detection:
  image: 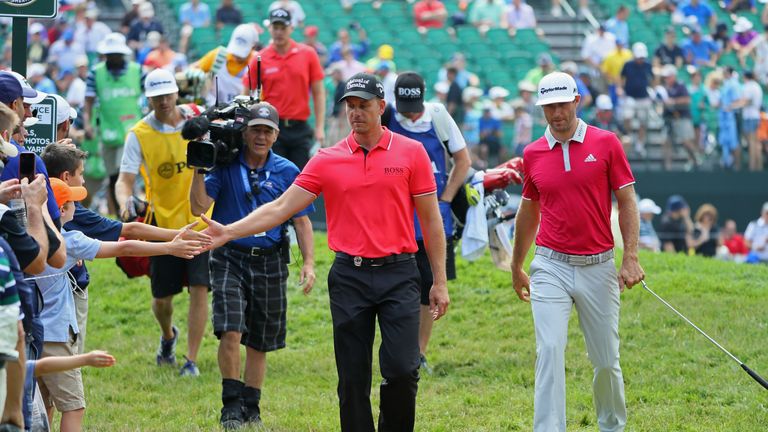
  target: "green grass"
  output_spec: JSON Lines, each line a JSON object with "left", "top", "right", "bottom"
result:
{"left": 80, "top": 234, "right": 768, "bottom": 431}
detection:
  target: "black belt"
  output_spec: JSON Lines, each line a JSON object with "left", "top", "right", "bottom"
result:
{"left": 279, "top": 119, "right": 307, "bottom": 128}
{"left": 225, "top": 241, "right": 287, "bottom": 257}
{"left": 335, "top": 252, "right": 414, "bottom": 267}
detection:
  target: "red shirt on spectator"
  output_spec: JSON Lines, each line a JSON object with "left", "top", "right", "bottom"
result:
{"left": 293, "top": 128, "right": 436, "bottom": 257}
{"left": 243, "top": 40, "right": 323, "bottom": 121}
{"left": 724, "top": 234, "right": 749, "bottom": 255}
{"left": 413, "top": 0, "right": 447, "bottom": 29}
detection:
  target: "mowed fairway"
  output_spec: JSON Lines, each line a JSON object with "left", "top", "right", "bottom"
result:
{"left": 81, "top": 233, "right": 768, "bottom": 431}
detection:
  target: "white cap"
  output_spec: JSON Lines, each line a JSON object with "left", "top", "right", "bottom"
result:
{"left": 632, "top": 42, "right": 648, "bottom": 59}
{"left": 28, "top": 63, "right": 46, "bottom": 78}
{"left": 535, "top": 72, "right": 578, "bottom": 106}
{"left": 144, "top": 68, "right": 178, "bottom": 97}
{"left": 433, "top": 81, "right": 449, "bottom": 94}
{"left": 517, "top": 80, "right": 536, "bottom": 93}
{"left": 5, "top": 70, "right": 46, "bottom": 104}
{"left": 660, "top": 64, "right": 677, "bottom": 78}
{"left": 146, "top": 31, "right": 162, "bottom": 49}
{"left": 639, "top": 198, "right": 662, "bottom": 215}
{"left": 75, "top": 55, "right": 89, "bottom": 68}
{"left": 85, "top": 8, "right": 99, "bottom": 19}
{"left": 227, "top": 24, "right": 257, "bottom": 58}
{"left": 51, "top": 94, "right": 77, "bottom": 125}
{"left": 734, "top": 17, "right": 753, "bottom": 33}
{"left": 560, "top": 61, "right": 578, "bottom": 74}
{"left": 595, "top": 94, "right": 613, "bottom": 110}
{"left": 462, "top": 86, "right": 483, "bottom": 103}
{"left": 29, "top": 22, "right": 45, "bottom": 35}
{"left": 97, "top": 32, "right": 132, "bottom": 55}
{"left": 0, "top": 135, "right": 18, "bottom": 158}
{"left": 139, "top": 1, "right": 154, "bottom": 19}
{"left": 489, "top": 86, "right": 510, "bottom": 100}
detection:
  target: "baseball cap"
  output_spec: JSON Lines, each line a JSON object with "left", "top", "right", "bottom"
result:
{"left": 304, "top": 25, "right": 319, "bottom": 37}
{"left": 660, "top": 64, "right": 677, "bottom": 78}
{"left": 29, "top": 22, "right": 46, "bottom": 35}
{"left": 535, "top": 72, "right": 578, "bottom": 106}
{"left": 0, "top": 135, "right": 19, "bottom": 158}
{"left": 632, "top": 42, "right": 648, "bottom": 59}
{"left": 85, "top": 8, "right": 99, "bottom": 19}
{"left": 339, "top": 72, "right": 385, "bottom": 102}
{"left": 269, "top": 8, "right": 291, "bottom": 25}
{"left": 139, "top": 1, "right": 154, "bottom": 19}
{"left": 28, "top": 63, "right": 46, "bottom": 78}
{"left": 378, "top": 44, "right": 394, "bottom": 60}
{"left": 638, "top": 198, "right": 662, "bottom": 215}
{"left": 97, "top": 32, "right": 132, "bottom": 55}
{"left": 433, "top": 81, "right": 449, "bottom": 94}
{"left": 49, "top": 177, "right": 88, "bottom": 208}
{"left": 2, "top": 71, "right": 45, "bottom": 104}
{"left": 595, "top": 94, "right": 613, "bottom": 110}
{"left": 560, "top": 61, "right": 578, "bottom": 74}
{"left": 762, "top": 201, "right": 768, "bottom": 213}
{"left": 489, "top": 86, "right": 510, "bottom": 100}
{"left": 734, "top": 16, "right": 753, "bottom": 33}
{"left": 666, "top": 194, "right": 688, "bottom": 212}
{"left": 51, "top": 94, "right": 77, "bottom": 125}
{"left": 0, "top": 72, "right": 24, "bottom": 104}
{"left": 537, "top": 52, "right": 553, "bottom": 66}
{"left": 144, "top": 68, "right": 179, "bottom": 97}
{"left": 394, "top": 72, "right": 425, "bottom": 113}
{"left": 246, "top": 102, "right": 279, "bottom": 130}
{"left": 227, "top": 24, "right": 257, "bottom": 58}
{"left": 517, "top": 80, "right": 536, "bottom": 93}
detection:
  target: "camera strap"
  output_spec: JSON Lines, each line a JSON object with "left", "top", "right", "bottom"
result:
{"left": 239, "top": 165, "right": 271, "bottom": 238}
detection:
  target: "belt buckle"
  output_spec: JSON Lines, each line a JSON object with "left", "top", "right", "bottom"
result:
{"left": 250, "top": 247, "right": 260, "bottom": 257}
{"left": 353, "top": 256, "right": 362, "bottom": 267}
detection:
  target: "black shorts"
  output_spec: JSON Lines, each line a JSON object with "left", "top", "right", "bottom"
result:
{"left": 149, "top": 252, "right": 210, "bottom": 299}
{"left": 210, "top": 245, "right": 289, "bottom": 352}
{"left": 415, "top": 238, "right": 456, "bottom": 306}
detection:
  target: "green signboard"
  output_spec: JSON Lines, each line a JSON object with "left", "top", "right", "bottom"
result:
{"left": 25, "top": 96, "right": 56, "bottom": 155}
{"left": 0, "top": 0, "right": 57, "bottom": 19}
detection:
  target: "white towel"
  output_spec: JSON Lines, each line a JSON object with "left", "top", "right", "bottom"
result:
{"left": 461, "top": 171, "right": 488, "bottom": 260}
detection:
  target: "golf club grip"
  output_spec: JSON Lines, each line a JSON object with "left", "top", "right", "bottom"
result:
{"left": 741, "top": 364, "right": 768, "bottom": 390}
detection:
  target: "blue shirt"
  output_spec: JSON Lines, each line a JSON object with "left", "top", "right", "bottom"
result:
{"left": 64, "top": 203, "right": 123, "bottom": 289}
{"left": 719, "top": 77, "right": 741, "bottom": 121}
{"left": 179, "top": 2, "right": 211, "bottom": 28}
{"left": 37, "top": 230, "right": 100, "bottom": 343}
{"left": 681, "top": 1, "right": 713, "bottom": 28}
{"left": 0, "top": 141, "right": 61, "bottom": 223}
{"left": 479, "top": 116, "right": 502, "bottom": 135}
{"left": 683, "top": 37, "right": 719, "bottom": 65}
{"left": 205, "top": 151, "right": 313, "bottom": 248}
{"left": 604, "top": 17, "right": 629, "bottom": 46}
{"left": 34, "top": 77, "right": 57, "bottom": 95}
{"left": 621, "top": 60, "right": 653, "bottom": 98}
{"left": 328, "top": 40, "right": 370, "bottom": 64}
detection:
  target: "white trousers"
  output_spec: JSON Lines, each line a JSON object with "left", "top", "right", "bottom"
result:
{"left": 529, "top": 254, "right": 626, "bottom": 432}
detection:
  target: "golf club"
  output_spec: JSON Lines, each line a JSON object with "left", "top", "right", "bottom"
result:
{"left": 640, "top": 280, "right": 768, "bottom": 391}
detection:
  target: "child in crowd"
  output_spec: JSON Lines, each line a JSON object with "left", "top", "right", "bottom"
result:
{"left": 35, "top": 179, "right": 203, "bottom": 431}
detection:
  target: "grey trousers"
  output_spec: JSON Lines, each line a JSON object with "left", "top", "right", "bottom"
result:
{"left": 529, "top": 254, "right": 627, "bottom": 432}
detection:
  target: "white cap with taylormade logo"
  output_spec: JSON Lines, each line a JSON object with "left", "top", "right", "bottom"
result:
{"left": 535, "top": 72, "right": 578, "bottom": 106}
{"left": 144, "top": 68, "right": 179, "bottom": 97}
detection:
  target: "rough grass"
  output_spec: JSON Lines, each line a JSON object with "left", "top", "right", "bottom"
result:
{"left": 79, "top": 234, "right": 768, "bottom": 431}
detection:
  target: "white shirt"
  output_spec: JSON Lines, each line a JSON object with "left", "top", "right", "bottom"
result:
{"left": 745, "top": 217, "right": 768, "bottom": 261}
{"left": 120, "top": 109, "right": 188, "bottom": 175}
{"left": 505, "top": 3, "right": 536, "bottom": 29}
{"left": 74, "top": 21, "right": 112, "bottom": 54}
{"left": 67, "top": 77, "right": 87, "bottom": 108}
{"left": 741, "top": 80, "right": 763, "bottom": 119}
{"left": 581, "top": 31, "right": 617, "bottom": 66}
{"left": 393, "top": 102, "right": 467, "bottom": 154}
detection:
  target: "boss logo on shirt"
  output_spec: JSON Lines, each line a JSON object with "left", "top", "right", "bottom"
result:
{"left": 384, "top": 167, "right": 406, "bottom": 176}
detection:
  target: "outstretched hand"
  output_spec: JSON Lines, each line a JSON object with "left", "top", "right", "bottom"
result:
{"left": 168, "top": 230, "right": 204, "bottom": 259}
{"left": 85, "top": 350, "right": 116, "bottom": 368}
{"left": 178, "top": 221, "right": 212, "bottom": 246}
{"left": 199, "top": 213, "right": 230, "bottom": 251}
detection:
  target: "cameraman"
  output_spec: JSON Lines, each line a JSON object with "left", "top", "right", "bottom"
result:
{"left": 115, "top": 68, "right": 209, "bottom": 377}
{"left": 189, "top": 102, "right": 316, "bottom": 429}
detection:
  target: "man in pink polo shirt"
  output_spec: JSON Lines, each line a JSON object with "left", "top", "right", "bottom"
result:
{"left": 511, "top": 72, "right": 644, "bottom": 432}
{"left": 200, "top": 72, "right": 449, "bottom": 432}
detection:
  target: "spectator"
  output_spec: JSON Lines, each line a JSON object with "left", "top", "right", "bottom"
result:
{"left": 683, "top": 26, "right": 719, "bottom": 68}
{"left": 744, "top": 201, "right": 768, "bottom": 263}
{"left": 581, "top": 24, "right": 616, "bottom": 72}
{"left": 127, "top": 2, "right": 164, "bottom": 51}
{"left": 121, "top": 0, "right": 143, "bottom": 34}
{"left": 365, "top": 44, "right": 396, "bottom": 72}
{"left": 66, "top": 55, "right": 89, "bottom": 110}
{"left": 653, "top": 27, "right": 685, "bottom": 68}
{"left": 373, "top": 61, "right": 397, "bottom": 105}
{"left": 743, "top": 24, "right": 768, "bottom": 85}
{"left": 523, "top": 52, "right": 555, "bottom": 87}
{"left": 216, "top": 0, "right": 243, "bottom": 30}
{"left": 717, "top": 67, "right": 743, "bottom": 169}
{"left": 438, "top": 52, "right": 479, "bottom": 88}
{"left": 48, "top": 29, "right": 86, "bottom": 71}
{"left": 712, "top": 22, "right": 731, "bottom": 52}
{"left": 28, "top": 64, "right": 57, "bottom": 95}
{"left": 658, "top": 194, "right": 693, "bottom": 253}
{"left": 505, "top": 0, "right": 537, "bottom": 36}
{"left": 621, "top": 42, "right": 654, "bottom": 155}
{"left": 740, "top": 70, "right": 763, "bottom": 171}
{"left": 660, "top": 64, "right": 699, "bottom": 169}
{"left": 74, "top": 8, "right": 111, "bottom": 59}
{"left": 462, "top": 87, "right": 484, "bottom": 166}
{"left": 478, "top": 102, "right": 503, "bottom": 166}
{"left": 304, "top": 26, "right": 328, "bottom": 66}
{"left": 268, "top": 0, "right": 305, "bottom": 28}
{"left": 488, "top": 86, "right": 514, "bottom": 121}
{"left": 431, "top": 81, "right": 449, "bottom": 104}
{"left": 604, "top": 5, "right": 630, "bottom": 46}
{"left": 468, "top": 0, "right": 506, "bottom": 33}
{"left": 330, "top": 46, "right": 367, "bottom": 81}
{"left": 687, "top": 67, "right": 707, "bottom": 151}
{"left": 324, "top": 65, "right": 348, "bottom": 146}
{"left": 732, "top": 17, "right": 759, "bottom": 60}
{"left": 690, "top": 203, "right": 720, "bottom": 257}
{"left": 179, "top": 0, "right": 211, "bottom": 29}
{"left": 589, "top": 94, "right": 627, "bottom": 143}
{"left": 601, "top": 39, "right": 633, "bottom": 106}
{"left": 143, "top": 35, "right": 178, "bottom": 71}
{"left": 327, "top": 25, "right": 369, "bottom": 64}
{"left": 681, "top": 0, "right": 717, "bottom": 31}
{"left": 638, "top": 198, "right": 662, "bottom": 252}
{"left": 445, "top": 67, "right": 464, "bottom": 126}
{"left": 413, "top": 0, "right": 448, "bottom": 31}
{"left": 136, "top": 30, "right": 160, "bottom": 66}
{"left": 511, "top": 98, "right": 532, "bottom": 156}
{"left": 721, "top": 219, "right": 749, "bottom": 257}
{"left": 27, "top": 22, "right": 49, "bottom": 65}
{"left": 561, "top": 61, "right": 592, "bottom": 114}
{"left": 724, "top": 0, "right": 756, "bottom": 13}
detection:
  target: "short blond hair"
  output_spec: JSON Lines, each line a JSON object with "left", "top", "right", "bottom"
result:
{"left": 0, "top": 102, "right": 19, "bottom": 136}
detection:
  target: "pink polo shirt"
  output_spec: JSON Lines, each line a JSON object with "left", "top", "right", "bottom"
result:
{"left": 294, "top": 127, "right": 437, "bottom": 257}
{"left": 522, "top": 120, "right": 635, "bottom": 255}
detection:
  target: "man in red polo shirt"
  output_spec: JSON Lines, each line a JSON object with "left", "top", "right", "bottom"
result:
{"left": 201, "top": 72, "right": 449, "bottom": 432}
{"left": 511, "top": 72, "right": 644, "bottom": 432}
{"left": 243, "top": 8, "right": 325, "bottom": 169}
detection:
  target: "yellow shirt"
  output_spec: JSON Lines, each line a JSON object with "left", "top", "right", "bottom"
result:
{"left": 197, "top": 47, "right": 251, "bottom": 76}
{"left": 601, "top": 48, "right": 633, "bottom": 82}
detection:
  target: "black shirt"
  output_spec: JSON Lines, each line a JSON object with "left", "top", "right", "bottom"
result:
{"left": 446, "top": 81, "right": 464, "bottom": 126}
{"left": 216, "top": 6, "right": 243, "bottom": 25}
{"left": 654, "top": 44, "right": 684, "bottom": 66}
{"left": 693, "top": 225, "right": 719, "bottom": 257}
{"left": 658, "top": 214, "right": 689, "bottom": 253}
{"left": 0, "top": 210, "right": 41, "bottom": 271}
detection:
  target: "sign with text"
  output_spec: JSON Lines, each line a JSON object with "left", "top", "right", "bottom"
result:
{"left": 0, "top": 0, "right": 57, "bottom": 19}
{"left": 26, "top": 96, "right": 56, "bottom": 155}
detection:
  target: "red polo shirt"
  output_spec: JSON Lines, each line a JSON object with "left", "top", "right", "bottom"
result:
{"left": 243, "top": 40, "right": 323, "bottom": 121}
{"left": 414, "top": 1, "right": 447, "bottom": 28}
{"left": 293, "top": 128, "right": 437, "bottom": 257}
{"left": 522, "top": 120, "right": 635, "bottom": 255}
